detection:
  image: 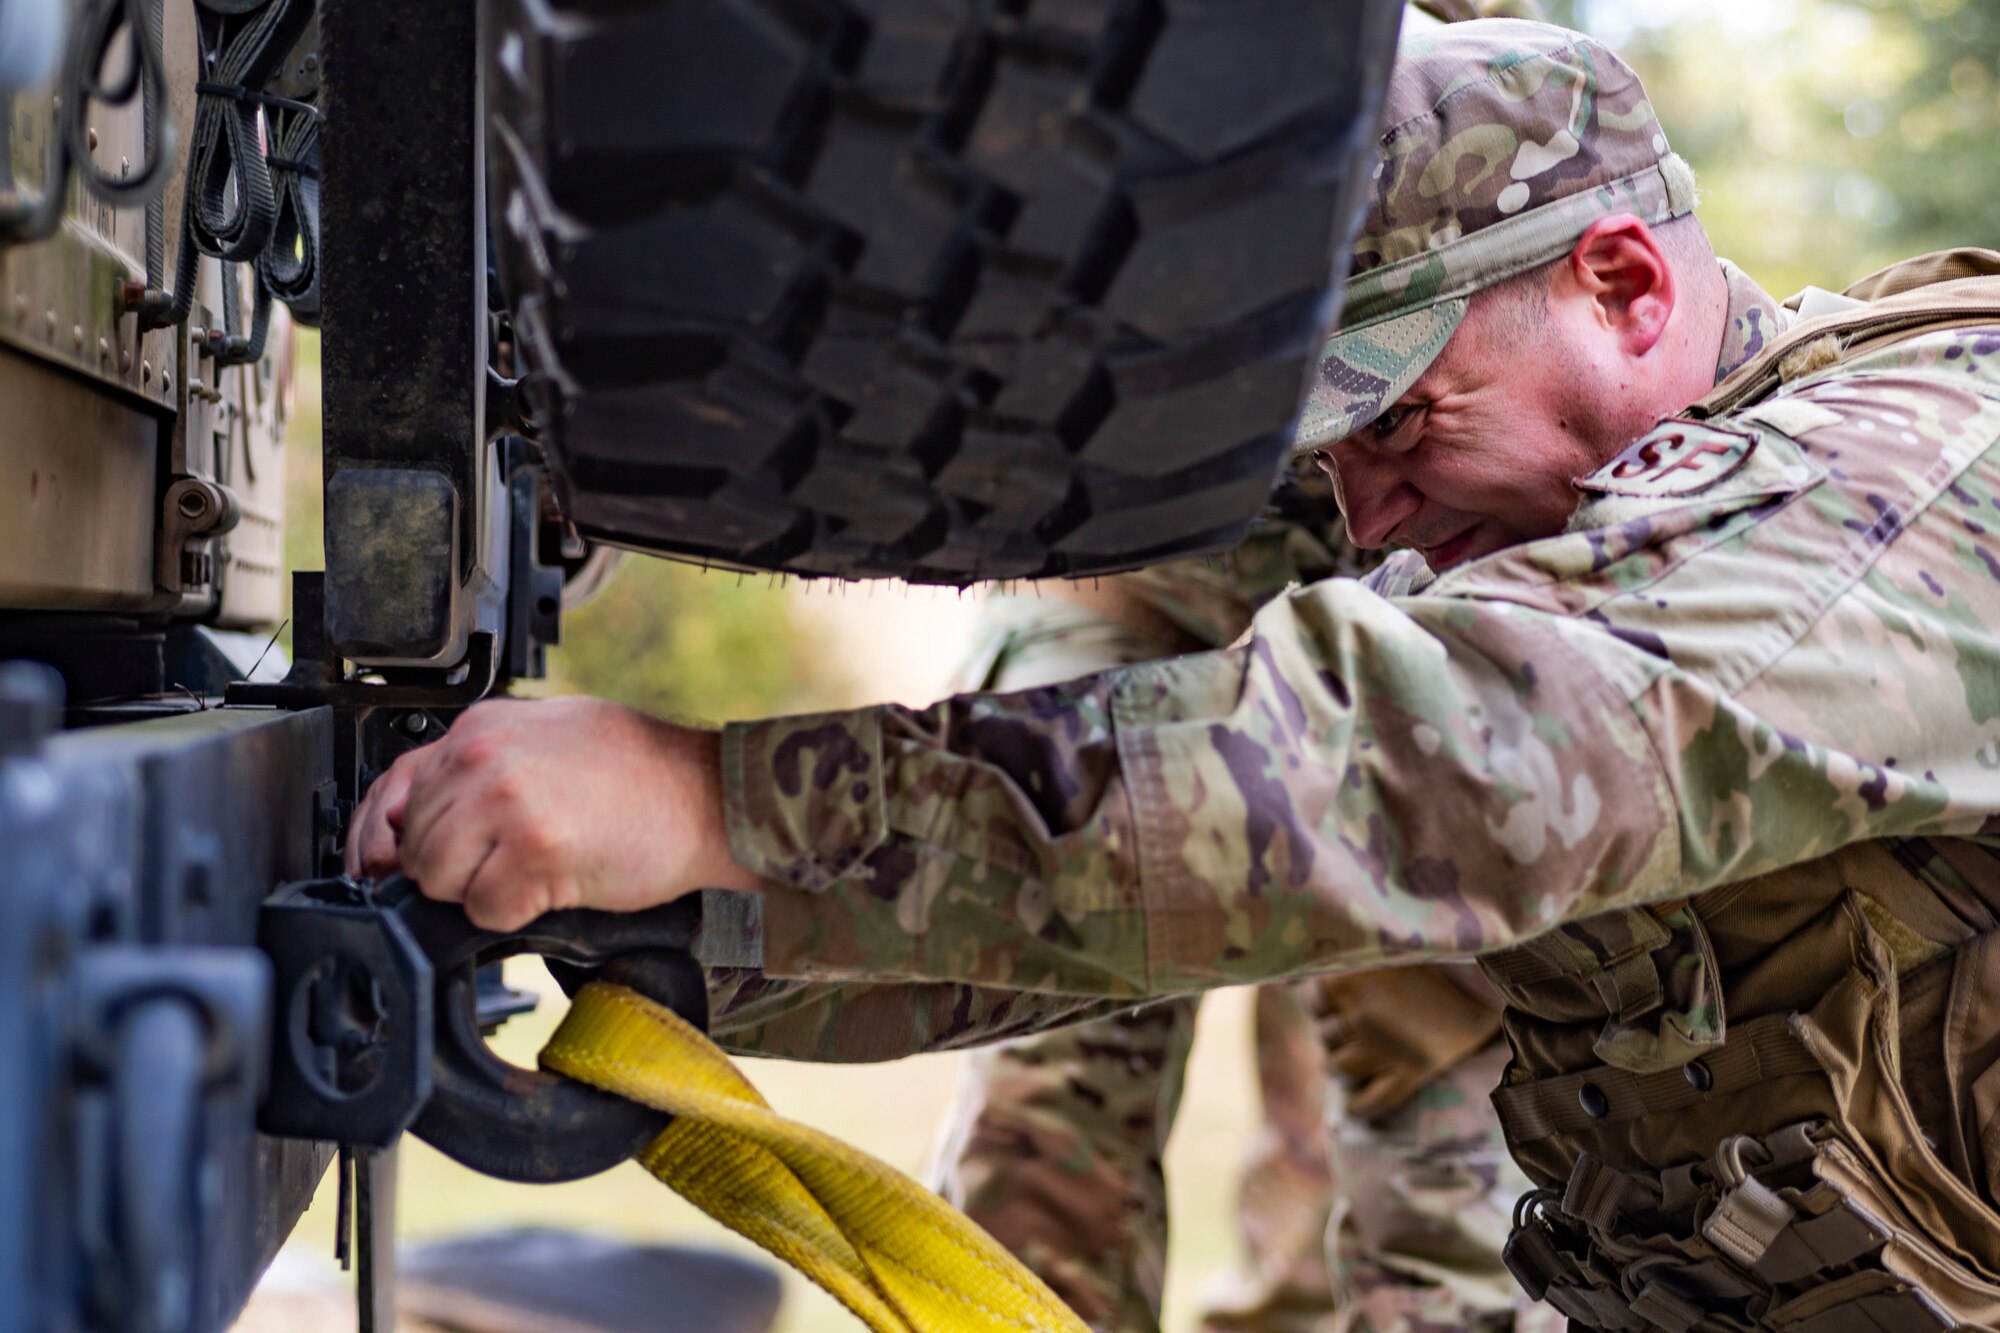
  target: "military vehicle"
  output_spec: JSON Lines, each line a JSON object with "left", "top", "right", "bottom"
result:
{"left": 0, "top": 0, "right": 1400, "bottom": 1328}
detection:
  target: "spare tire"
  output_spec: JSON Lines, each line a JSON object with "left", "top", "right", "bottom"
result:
{"left": 485, "top": 0, "right": 1402, "bottom": 582}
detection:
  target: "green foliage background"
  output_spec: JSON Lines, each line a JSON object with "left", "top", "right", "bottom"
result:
{"left": 1584, "top": 0, "right": 2000, "bottom": 294}
{"left": 552, "top": 558, "right": 852, "bottom": 723}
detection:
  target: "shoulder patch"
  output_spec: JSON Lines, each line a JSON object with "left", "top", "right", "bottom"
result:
{"left": 1577, "top": 419, "right": 1760, "bottom": 499}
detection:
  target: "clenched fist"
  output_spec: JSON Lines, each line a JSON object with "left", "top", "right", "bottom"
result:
{"left": 343, "top": 696, "right": 762, "bottom": 931}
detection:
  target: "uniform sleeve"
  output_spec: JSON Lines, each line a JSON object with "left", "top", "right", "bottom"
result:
{"left": 722, "top": 331, "right": 2000, "bottom": 999}
{"left": 721, "top": 578, "right": 1692, "bottom": 994}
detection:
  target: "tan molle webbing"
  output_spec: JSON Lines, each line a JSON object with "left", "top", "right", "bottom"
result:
{"left": 1483, "top": 906, "right": 1672, "bottom": 994}
{"left": 1694, "top": 248, "right": 2000, "bottom": 420}
{"left": 540, "top": 983, "right": 1090, "bottom": 1333}
{"left": 1698, "top": 1131, "right": 1896, "bottom": 1288}
{"left": 1492, "top": 1012, "right": 1821, "bottom": 1144}
{"left": 1841, "top": 247, "right": 2000, "bottom": 301}
{"left": 1482, "top": 901, "right": 1728, "bottom": 1075}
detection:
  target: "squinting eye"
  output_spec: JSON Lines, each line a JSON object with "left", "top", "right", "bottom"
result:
{"left": 1372, "top": 405, "right": 1408, "bottom": 443}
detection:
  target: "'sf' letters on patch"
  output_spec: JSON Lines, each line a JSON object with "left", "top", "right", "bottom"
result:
{"left": 1577, "top": 420, "right": 1761, "bottom": 499}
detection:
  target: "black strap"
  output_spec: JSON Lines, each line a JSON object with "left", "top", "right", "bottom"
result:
{"left": 194, "top": 80, "right": 323, "bottom": 122}
{"left": 259, "top": 87, "right": 321, "bottom": 325}
{"left": 263, "top": 154, "right": 319, "bottom": 178}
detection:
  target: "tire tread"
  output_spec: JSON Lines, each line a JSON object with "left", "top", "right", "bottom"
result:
{"left": 487, "top": 0, "right": 1395, "bottom": 581}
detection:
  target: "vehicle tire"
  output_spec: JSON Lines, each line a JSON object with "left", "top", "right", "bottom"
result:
{"left": 485, "top": 0, "right": 1401, "bottom": 582}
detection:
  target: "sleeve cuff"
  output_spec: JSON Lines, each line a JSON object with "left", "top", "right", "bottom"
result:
{"left": 721, "top": 708, "right": 891, "bottom": 893}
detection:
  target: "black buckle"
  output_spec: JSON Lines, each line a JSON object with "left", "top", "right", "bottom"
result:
{"left": 258, "top": 873, "right": 704, "bottom": 1182}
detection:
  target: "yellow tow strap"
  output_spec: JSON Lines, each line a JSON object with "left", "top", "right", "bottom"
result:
{"left": 540, "top": 982, "right": 1090, "bottom": 1333}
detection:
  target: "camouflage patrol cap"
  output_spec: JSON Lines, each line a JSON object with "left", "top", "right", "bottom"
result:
{"left": 1296, "top": 19, "right": 1699, "bottom": 452}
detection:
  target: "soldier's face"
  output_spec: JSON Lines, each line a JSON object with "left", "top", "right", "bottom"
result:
{"left": 1315, "top": 290, "right": 1621, "bottom": 571}
{"left": 1317, "top": 215, "right": 1713, "bottom": 572}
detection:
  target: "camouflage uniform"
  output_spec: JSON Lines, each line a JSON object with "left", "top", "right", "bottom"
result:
{"left": 696, "top": 21, "right": 2000, "bottom": 1329}
{"left": 695, "top": 16, "right": 1711, "bottom": 1041}
{"left": 926, "top": 487, "right": 1550, "bottom": 1333}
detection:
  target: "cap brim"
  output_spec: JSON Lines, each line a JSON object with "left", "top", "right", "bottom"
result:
{"left": 1293, "top": 297, "right": 1468, "bottom": 453}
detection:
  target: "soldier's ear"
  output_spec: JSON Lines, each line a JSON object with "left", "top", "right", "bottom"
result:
{"left": 1559, "top": 214, "right": 1675, "bottom": 356}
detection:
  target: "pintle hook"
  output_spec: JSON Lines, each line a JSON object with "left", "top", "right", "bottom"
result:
{"left": 259, "top": 873, "right": 705, "bottom": 1182}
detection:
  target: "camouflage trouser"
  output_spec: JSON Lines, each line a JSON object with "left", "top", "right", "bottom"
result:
{"left": 927, "top": 592, "right": 1560, "bottom": 1333}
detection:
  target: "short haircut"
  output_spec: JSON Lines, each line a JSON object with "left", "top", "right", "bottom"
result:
{"left": 1471, "top": 214, "right": 1717, "bottom": 347}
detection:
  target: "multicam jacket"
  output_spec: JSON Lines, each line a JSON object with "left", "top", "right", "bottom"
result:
{"left": 704, "top": 259, "right": 1846, "bottom": 1003}
{"left": 704, "top": 252, "right": 2000, "bottom": 1329}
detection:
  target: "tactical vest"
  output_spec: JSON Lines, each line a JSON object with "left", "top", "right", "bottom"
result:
{"left": 1486, "top": 251, "right": 2000, "bottom": 1333}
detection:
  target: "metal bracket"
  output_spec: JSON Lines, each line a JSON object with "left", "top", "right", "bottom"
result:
{"left": 154, "top": 477, "right": 245, "bottom": 601}
{"left": 224, "top": 631, "right": 500, "bottom": 711}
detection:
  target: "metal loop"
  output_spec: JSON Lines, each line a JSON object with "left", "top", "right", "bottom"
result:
{"left": 385, "top": 878, "right": 707, "bottom": 1184}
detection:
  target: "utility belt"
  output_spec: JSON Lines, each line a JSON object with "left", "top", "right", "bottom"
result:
{"left": 1504, "top": 1119, "right": 2000, "bottom": 1332}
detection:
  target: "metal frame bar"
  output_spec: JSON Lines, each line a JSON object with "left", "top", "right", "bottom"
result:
{"left": 319, "top": 0, "right": 491, "bottom": 667}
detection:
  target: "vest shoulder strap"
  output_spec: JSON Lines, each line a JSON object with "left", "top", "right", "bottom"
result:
{"left": 1693, "top": 248, "right": 2000, "bottom": 420}
{"left": 1841, "top": 247, "right": 2000, "bottom": 300}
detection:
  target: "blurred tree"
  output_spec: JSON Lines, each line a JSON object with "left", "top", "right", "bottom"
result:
{"left": 1823, "top": 0, "right": 2000, "bottom": 258}
{"left": 1600, "top": 5, "right": 1899, "bottom": 293}
{"left": 550, "top": 559, "right": 852, "bottom": 724}
{"left": 1580, "top": 0, "right": 1992, "bottom": 294}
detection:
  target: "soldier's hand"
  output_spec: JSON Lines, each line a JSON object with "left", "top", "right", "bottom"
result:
{"left": 343, "top": 696, "right": 762, "bottom": 931}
